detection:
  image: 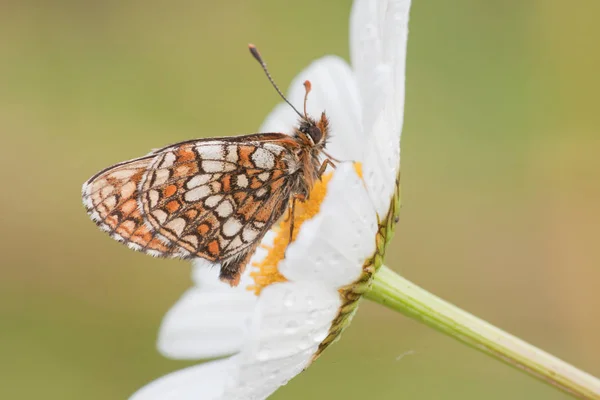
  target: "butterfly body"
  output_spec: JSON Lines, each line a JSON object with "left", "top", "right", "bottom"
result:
{"left": 82, "top": 113, "right": 330, "bottom": 285}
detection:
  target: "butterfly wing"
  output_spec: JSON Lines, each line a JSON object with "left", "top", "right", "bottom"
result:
{"left": 82, "top": 133, "right": 300, "bottom": 285}
{"left": 82, "top": 155, "right": 189, "bottom": 255}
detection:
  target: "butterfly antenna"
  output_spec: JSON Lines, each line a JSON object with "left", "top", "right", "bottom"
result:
{"left": 303, "top": 80, "right": 311, "bottom": 118}
{"left": 248, "top": 44, "right": 304, "bottom": 119}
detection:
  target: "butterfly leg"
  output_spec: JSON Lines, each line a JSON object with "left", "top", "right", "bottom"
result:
{"left": 288, "top": 194, "right": 305, "bottom": 243}
{"left": 317, "top": 158, "right": 337, "bottom": 179}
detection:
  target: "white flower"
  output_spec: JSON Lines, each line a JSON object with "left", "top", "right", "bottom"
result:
{"left": 130, "top": 1, "right": 411, "bottom": 399}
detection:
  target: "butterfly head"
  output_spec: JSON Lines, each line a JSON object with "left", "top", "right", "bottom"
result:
{"left": 296, "top": 112, "right": 329, "bottom": 147}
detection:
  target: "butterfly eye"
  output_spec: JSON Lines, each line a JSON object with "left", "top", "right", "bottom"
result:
{"left": 307, "top": 126, "right": 322, "bottom": 143}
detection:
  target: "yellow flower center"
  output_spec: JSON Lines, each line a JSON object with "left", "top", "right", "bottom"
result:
{"left": 248, "top": 163, "right": 363, "bottom": 295}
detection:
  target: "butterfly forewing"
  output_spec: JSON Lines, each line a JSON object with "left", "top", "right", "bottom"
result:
{"left": 83, "top": 134, "right": 301, "bottom": 285}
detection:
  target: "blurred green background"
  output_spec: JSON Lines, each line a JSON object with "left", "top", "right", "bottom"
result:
{"left": 1, "top": 1, "right": 599, "bottom": 399}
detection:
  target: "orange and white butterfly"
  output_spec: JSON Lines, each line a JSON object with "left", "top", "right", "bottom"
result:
{"left": 82, "top": 45, "right": 336, "bottom": 286}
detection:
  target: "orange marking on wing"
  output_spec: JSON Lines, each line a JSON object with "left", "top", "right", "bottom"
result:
{"left": 150, "top": 239, "right": 168, "bottom": 251}
{"left": 239, "top": 146, "right": 254, "bottom": 168}
{"left": 255, "top": 206, "right": 271, "bottom": 222}
{"left": 197, "top": 223, "right": 210, "bottom": 235}
{"left": 106, "top": 215, "right": 119, "bottom": 227}
{"left": 271, "top": 170, "right": 283, "bottom": 180}
{"left": 185, "top": 209, "right": 199, "bottom": 220}
{"left": 221, "top": 175, "right": 231, "bottom": 192}
{"left": 175, "top": 164, "right": 190, "bottom": 177}
{"left": 250, "top": 177, "right": 262, "bottom": 189}
{"left": 121, "top": 199, "right": 137, "bottom": 215}
{"left": 233, "top": 192, "right": 247, "bottom": 205}
{"left": 269, "top": 177, "right": 285, "bottom": 191}
{"left": 163, "top": 184, "right": 177, "bottom": 198}
{"left": 118, "top": 220, "right": 136, "bottom": 236}
{"left": 165, "top": 200, "right": 180, "bottom": 213}
{"left": 237, "top": 198, "right": 260, "bottom": 220}
{"left": 207, "top": 239, "right": 220, "bottom": 257}
{"left": 176, "top": 146, "right": 196, "bottom": 162}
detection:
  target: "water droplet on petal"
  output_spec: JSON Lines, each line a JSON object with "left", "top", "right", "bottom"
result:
{"left": 315, "top": 256, "right": 324, "bottom": 267}
{"left": 283, "top": 292, "right": 295, "bottom": 308}
{"left": 305, "top": 295, "right": 315, "bottom": 306}
{"left": 284, "top": 319, "right": 299, "bottom": 335}
{"left": 313, "top": 330, "right": 328, "bottom": 343}
{"left": 257, "top": 349, "right": 270, "bottom": 361}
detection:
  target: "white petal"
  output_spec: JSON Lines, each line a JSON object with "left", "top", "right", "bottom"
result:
{"left": 279, "top": 162, "right": 378, "bottom": 287}
{"left": 350, "top": 0, "right": 410, "bottom": 134}
{"left": 161, "top": 231, "right": 279, "bottom": 359}
{"left": 350, "top": 0, "right": 411, "bottom": 217}
{"left": 287, "top": 56, "right": 363, "bottom": 162}
{"left": 129, "top": 358, "right": 234, "bottom": 400}
{"left": 361, "top": 106, "right": 401, "bottom": 218}
{"left": 157, "top": 287, "right": 256, "bottom": 359}
{"left": 222, "top": 281, "right": 341, "bottom": 399}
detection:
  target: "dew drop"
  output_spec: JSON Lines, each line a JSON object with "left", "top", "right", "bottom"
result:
{"left": 284, "top": 319, "right": 299, "bottom": 335}
{"left": 315, "top": 256, "right": 324, "bottom": 267}
{"left": 313, "top": 330, "right": 328, "bottom": 343}
{"left": 305, "top": 295, "right": 315, "bottom": 307}
{"left": 283, "top": 292, "right": 295, "bottom": 308}
{"left": 257, "top": 349, "right": 270, "bottom": 361}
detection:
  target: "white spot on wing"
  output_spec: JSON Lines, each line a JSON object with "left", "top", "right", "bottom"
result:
{"left": 100, "top": 185, "right": 114, "bottom": 199}
{"left": 185, "top": 185, "right": 211, "bottom": 202}
{"left": 197, "top": 145, "right": 224, "bottom": 160}
{"left": 203, "top": 160, "right": 236, "bottom": 173}
{"left": 228, "top": 236, "right": 244, "bottom": 251}
{"left": 165, "top": 218, "right": 186, "bottom": 236}
{"left": 183, "top": 235, "right": 198, "bottom": 247}
{"left": 251, "top": 147, "right": 275, "bottom": 169}
{"left": 218, "top": 236, "right": 231, "bottom": 248}
{"left": 226, "top": 146, "right": 239, "bottom": 163}
{"left": 161, "top": 152, "right": 176, "bottom": 168}
{"left": 263, "top": 143, "right": 285, "bottom": 155}
{"left": 216, "top": 199, "right": 233, "bottom": 218}
{"left": 205, "top": 195, "right": 223, "bottom": 208}
{"left": 153, "top": 169, "right": 170, "bottom": 186}
{"left": 236, "top": 174, "right": 248, "bottom": 188}
{"left": 222, "top": 217, "right": 242, "bottom": 237}
{"left": 186, "top": 174, "right": 211, "bottom": 189}
{"left": 149, "top": 190, "right": 159, "bottom": 207}
{"left": 152, "top": 209, "right": 168, "bottom": 224}
{"left": 255, "top": 187, "right": 268, "bottom": 198}
{"left": 120, "top": 181, "right": 136, "bottom": 198}
{"left": 110, "top": 169, "right": 138, "bottom": 180}
{"left": 258, "top": 172, "right": 270, "bottom": 182}
{"left": 242, "top": 225, "right": 259, "bottom": 242}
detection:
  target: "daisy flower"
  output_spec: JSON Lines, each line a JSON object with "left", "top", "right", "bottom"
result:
{"left": 130, "top": 0, "right": 411, "bottom": 399}
{"left": 129, "top": 0, "right": 600, "bottom": 398}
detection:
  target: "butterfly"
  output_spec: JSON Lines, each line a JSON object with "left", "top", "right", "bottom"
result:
{"left": 82, "top": 44, "right": 337, "bottom": 286}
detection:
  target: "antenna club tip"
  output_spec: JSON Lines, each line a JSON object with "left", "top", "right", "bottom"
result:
{"left": 303, "top": 80, "right": 312, "bottom": 93}
{"left": 248, "top": 44, "right": 263, "bottom": 63}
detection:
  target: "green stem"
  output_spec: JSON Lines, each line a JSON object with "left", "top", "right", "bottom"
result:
{"left": 365, "top": 265, "right": 600, "bottom": 400}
